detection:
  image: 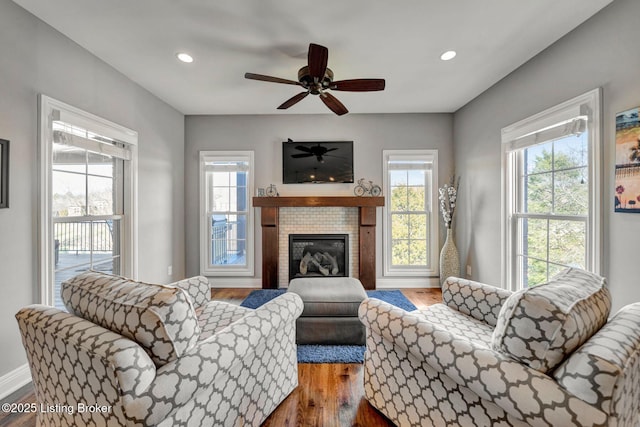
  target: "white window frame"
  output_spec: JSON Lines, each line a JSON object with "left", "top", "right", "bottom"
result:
{"left": 38, "top": 94, "right": 138, "bottom": 306}
{"left": 199, "top": 151, "right": 255, "bottom": 276}
{"left": 501, "top": 88, "right": 602, "bottom": 290}
{"left": 382, "top": 149, "right": 439, "bottom": 277}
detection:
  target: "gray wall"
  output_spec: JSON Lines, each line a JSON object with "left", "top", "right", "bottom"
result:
{"left": 0, "top": 1, "right": 185, "bottom": 378}
{"left": 453, "top": 0, "right": 640, "bottom": 311}
{"left": 185, "top": 113, "right": 453, "bottom": 280}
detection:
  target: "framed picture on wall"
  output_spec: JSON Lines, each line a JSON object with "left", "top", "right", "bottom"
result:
{"left": 614, "top": 107, "right": 640, "bottom": 213}
{"left": 0, "top": 139, "right": 8, "bottom": 208}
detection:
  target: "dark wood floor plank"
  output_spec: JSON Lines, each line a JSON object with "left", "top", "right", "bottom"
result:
{"left": 5, "top": 287, "right": 442, "bottom": 426}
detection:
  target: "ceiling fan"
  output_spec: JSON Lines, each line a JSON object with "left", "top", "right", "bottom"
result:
{"left": 291, "top": 143, "right": 339, "bottom": 163}
{"left": 244, "top": 43, "right": 385, "bottom": 116}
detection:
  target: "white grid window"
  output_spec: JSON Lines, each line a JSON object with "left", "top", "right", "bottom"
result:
{"left": 502, "top": 89, "right": 602, "bottom": 289}
{"left": 199, "top": 151, "right": 254, "bottom": 276}
{"left": 39, "top": 95, "right": 138, "bottom": 309}
{"left": 383, "top": 150, "right": 438, "bottom": 277}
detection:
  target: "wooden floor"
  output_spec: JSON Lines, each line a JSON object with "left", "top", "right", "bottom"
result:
{"left": 1, "top": 287, "right": 442, "bottom": 427}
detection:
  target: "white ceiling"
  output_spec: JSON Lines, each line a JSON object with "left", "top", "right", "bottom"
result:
{"left": 13, "top": 0, "right": 612, "bottom": 115}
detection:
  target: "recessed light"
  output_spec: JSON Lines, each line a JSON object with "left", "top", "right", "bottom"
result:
{"left": 440, "top": 50, "right": 457, "bottom": 61}
{"left": 176, "top": 52, "right": 194, "bottom": 63}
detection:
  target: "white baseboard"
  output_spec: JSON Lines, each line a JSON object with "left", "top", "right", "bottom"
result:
{"left": 376, "top": 277, "right": 441, "bottom": 288}
{"left": 0, "top": 364, "right": 32, "bottom": 400}
{"left": 208, "top": 278, "right": 263, "bottom": 288}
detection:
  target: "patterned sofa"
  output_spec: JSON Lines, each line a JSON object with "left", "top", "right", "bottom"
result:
{"left": 358, "top": 268, "right": 640, "bottom": 427}
{"left": 16, "top": 271, "right": 304, "bottom": 426}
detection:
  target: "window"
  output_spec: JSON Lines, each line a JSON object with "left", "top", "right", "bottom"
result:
{"left": 383, "top": 150, "right": 439, "bottom": 276}
{"left": 199, "top": 151, "right": 254, "bottom": 276}
{"left": 39, "top": 95, "right": 138, "bottom": 309}
{"left": 502, "top": 89, "right": 602, "bottom": 289}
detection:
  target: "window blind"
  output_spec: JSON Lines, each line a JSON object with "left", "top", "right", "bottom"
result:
{"left": 504, "top": 116, "right": 587, "bottom": 153}
{"left": 53, "top": 129, "right": 131, "bottom": 160}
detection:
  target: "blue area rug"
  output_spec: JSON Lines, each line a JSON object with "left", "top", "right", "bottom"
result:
{"left": 240, "top": 289, "right": 416, "bottom": 363}
{"left": 365, "top": 290, "right": 417, "bottom": 312}
{"left": 240, "top": 289, "right": 287, "bottom": 308}
{"left": 297, "top": 345, "right": 366, "bottom": 363}
{"left": 240, "top": 288, "right": 417, "bottom": 311}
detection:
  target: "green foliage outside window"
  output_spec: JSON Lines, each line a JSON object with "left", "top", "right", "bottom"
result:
{"left": 523, "top": 138, "right": 587, "bottom": 287}
{"left": 390, "top": 184, "right": 428, "bottom": 266}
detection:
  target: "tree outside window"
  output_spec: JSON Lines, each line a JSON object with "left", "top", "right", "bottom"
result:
{"left": 519, "top": 135, "right": 588, "bottom": 286}
{"left": 383, "top": 150, "right": 438, "bottom": 277}
{"left": 502, "top": 89, "right": 601, "bottom": 290}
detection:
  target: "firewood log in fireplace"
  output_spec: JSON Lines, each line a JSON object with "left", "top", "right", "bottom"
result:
{"left": 299, "top": 245, "right": 340, "bottom": 276}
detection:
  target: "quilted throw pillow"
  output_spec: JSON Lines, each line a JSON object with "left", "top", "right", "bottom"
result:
{"left": 61, "top": 271, "right": 201, "bottom": 366}
{"left": 491, "top": 268, "right": 611, "bottom": 373}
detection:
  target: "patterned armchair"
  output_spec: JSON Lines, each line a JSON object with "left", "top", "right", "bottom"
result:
{"left": 16, "top": 271, "right": 303, "bottom": 426}
{"left": 359, "top": 268, "right": 640, "bottom": 427}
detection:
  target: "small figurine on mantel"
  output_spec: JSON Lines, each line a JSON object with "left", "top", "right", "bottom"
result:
{"left": 354, "top": 178, "right": 382, "bottom": 197}
{"left": 266, "top": 184, "right": 279, "bottom": 197}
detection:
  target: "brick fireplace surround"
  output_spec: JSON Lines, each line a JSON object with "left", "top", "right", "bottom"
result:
{"left": 253, "top": 196, "right": 385, "bottom": 289}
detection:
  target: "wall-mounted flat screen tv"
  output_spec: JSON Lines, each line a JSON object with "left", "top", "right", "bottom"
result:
{"left": 282, "top": 140, "right": 354, "bottom": 184}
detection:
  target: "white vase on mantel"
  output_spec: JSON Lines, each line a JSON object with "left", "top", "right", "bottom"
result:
{"left": 439, "top": 228, "right": 460, "bottom": 286}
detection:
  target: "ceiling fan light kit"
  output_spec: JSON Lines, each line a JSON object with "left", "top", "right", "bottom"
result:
{"left": 245, "top": 43, "right": 385, "bottom": 116}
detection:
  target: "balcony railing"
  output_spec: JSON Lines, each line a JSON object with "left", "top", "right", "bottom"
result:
{"left": 55, "top": 219, "right": 114, "bottom": 256}
{"left": 53, "top": 217, "right": 120, "bottom": 309}
{"left": 212, "top": 218, "right": 229, "bottom": 265}
{"left": 210, "top": 217, "right": 246, "bottom": 266}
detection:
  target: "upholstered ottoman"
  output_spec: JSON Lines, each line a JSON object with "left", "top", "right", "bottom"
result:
{"left": 288, "top": 277, "right": 367, "bottom": 345}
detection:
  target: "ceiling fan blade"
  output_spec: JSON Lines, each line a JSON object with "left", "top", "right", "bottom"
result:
{"left": 330, "top": 79, "right": 386, "bottom": 91}
{"left": 291, "top": 153, "right": 314, "bottom": 158}
{"left": 244, "top": 73, "right": 301, "bottom": 86}
{"left": 308, "top": 43, "right": 328, "bottom": 80}
{"left": 320, "top": 92, "right": 348, "bottom": 116}
{"left": 295, "top": 145, "right": 313, "bottom": 153}
{"left": 277, "top": 92, "right": 309, "bottom": 109}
